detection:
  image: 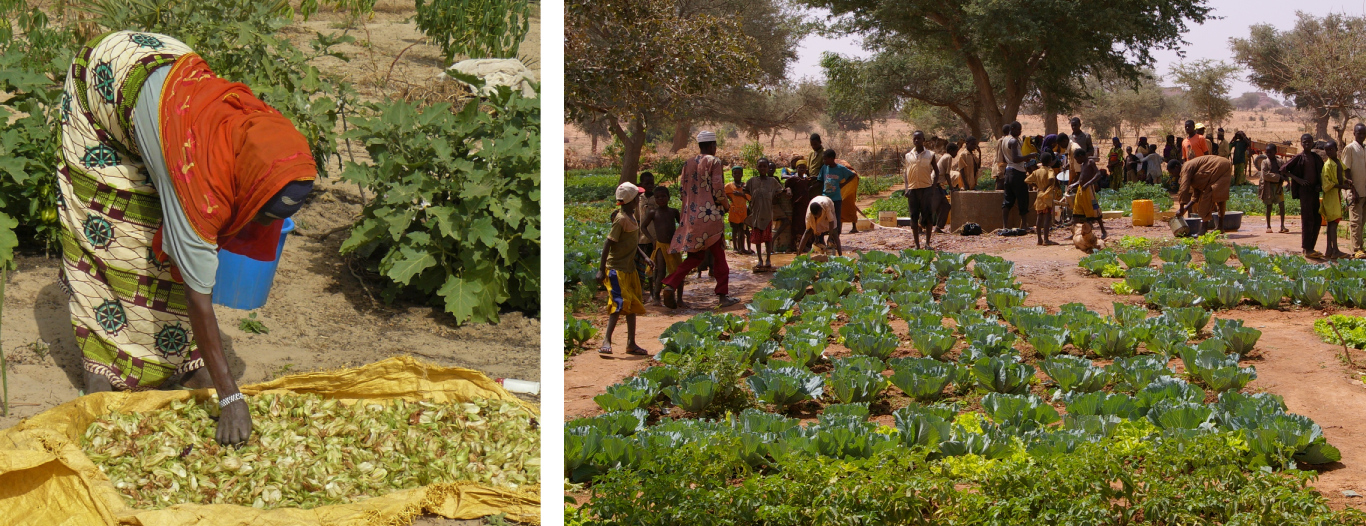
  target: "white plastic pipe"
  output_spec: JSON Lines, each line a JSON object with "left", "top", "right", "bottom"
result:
{"left": 497, "top": 378, "right": 540, "bottom": 395}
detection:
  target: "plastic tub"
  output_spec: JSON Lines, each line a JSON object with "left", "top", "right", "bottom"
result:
{"left": 1220, "top": 211, "right": 1243, "bottom": 232}
{"left": 213, "top": 218, "right": 294, "bottom": 310}
{"left": 1132, "top": 199, "right": 1154, "bottom": 226}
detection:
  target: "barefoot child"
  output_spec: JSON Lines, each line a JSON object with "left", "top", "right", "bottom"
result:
{"left": 1027, "top": 152, "right": 1061, "bottom": 245}
{"left": 598, "top": 182, "right": 654, "bottom": 355}
{"left": 745, "top": 158, "right": 784, "bottom": 271}
{"left": 1322, "top": 140, "right": 1349, "bottom": 258}
{"left": 1259, "top": 144, "right": 1287, "bottom": 233}
{"left": 1068, "top": 147, "right": 1108, "bottom": 239}
{"left": 641, "top": 187, "right": 683, "bottom": 307}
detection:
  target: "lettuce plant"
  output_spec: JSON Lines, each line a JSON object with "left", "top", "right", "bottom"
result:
{"left": 910, "top": 327, "right": 958, "bottom": 360}
{"left": 1158, "top": 245, "right": 1191, "bottom": 265}
{"left": 1108, "top": 355, "right": 1173, "bottom": 393}
{"left": 1212, "top": 318, "right": 1261, "bottom": 355}
{"left": 663, "top": 374, "right": 720, "bottom": 413}
{"left": 1124, "top": 267, "right": 1160, "bottom": 294}
{"left": 1290, "top": 277, "right": 1327, "bottom": 307}
{"left": 971, "top": 356, "right": 1034, "bottom": 395}
{"left": 1118, "top": 250, "right": 1153, "bottom": 269}
{"left": 889, "top": 358, "right": 956, "bottom": 402}
{"left": 747, "top": 367, "right": 824, "bottom": 412}
{"left": 981, "top": 393, "right": 1059, "bottom": 432}
{"left": 1039, "top": 355, "right": 1109, "bottom": 394}
{"left": 829, "top": 364, "right": 888, "bottom": 404}
{"left": 594, "top": 377, "right": 660, "bottom": 412}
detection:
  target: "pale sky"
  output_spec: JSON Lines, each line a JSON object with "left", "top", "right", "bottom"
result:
{"left": 791, "top": 0, "right": 1366, "bottom": 98}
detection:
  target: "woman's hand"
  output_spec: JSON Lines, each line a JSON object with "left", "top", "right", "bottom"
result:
{"left": 218, "top": 399, "right": 252, "bottom": 445}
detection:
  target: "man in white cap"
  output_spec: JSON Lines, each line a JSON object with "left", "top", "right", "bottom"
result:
{"left": 661, "top": 131, "right": 740, "bottom": 309}
{"left": 596, "top": 182, "right": 654, "bottom": 355}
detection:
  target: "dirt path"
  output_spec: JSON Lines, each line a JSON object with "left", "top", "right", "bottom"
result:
{"left": 566, "top": 212, "right": 1366, "bottom": 509}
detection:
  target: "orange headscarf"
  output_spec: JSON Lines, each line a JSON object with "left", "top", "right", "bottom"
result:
{"left": 159, "top": 54, "right": 316, "bottom": 245}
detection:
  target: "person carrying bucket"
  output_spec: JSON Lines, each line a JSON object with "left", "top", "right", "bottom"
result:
{"left": 1172, "top": 155, "right": 1234, "bottom": 234}
{"left": 55, "top": 31, "right": 317, "bottom": 445}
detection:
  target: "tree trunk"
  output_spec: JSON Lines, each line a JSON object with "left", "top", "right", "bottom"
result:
{"left": 670, "top": 121, "right": 693, "bottom": 153}
{"left": 614, "top": 119, "right": 648, "bottom": 184}
{"left": 591, "top": 134, "right": 598, "bottom": 155}
{"left": 1315, "top": 113, "right": 1330, "bottom": 141}
{"left": 1043, "top": 110, "right": 1058, "bottom": 135}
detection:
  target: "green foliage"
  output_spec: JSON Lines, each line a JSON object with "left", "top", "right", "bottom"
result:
{"left": 565, "top": 317, "right": 598, "bottom": 353}
{"left": 1158, "top": 245, "right": 1191, "bottom": 265}
{"left": 237, "top": 312, "right": 269, "bottom": 335}
{"left": 910, "top": 327, "right": 957, "bottom": 360}
{"left": 1078, "top": 250, "right": 1120, "bottom": 276}
{"left": 663, "top": 375, "right": 720, "bottom": 413}
{"left": 1096, "top": 184, "right": 1174, "bottom": 216}
{"left": 1290, "top": 277, "right": 1328, "bottom": 307}
{"left": 1225, "top": 186, "right": 1302, "bottom": 216}
{"left": 980, "top": 392, "right": 1059, "bottom": 432}
{"left": 1212, "top": 318, "right": 1261, "bottom": 355}
{"left": 1039, "top": 355, "right": 1109, "bottom": 394}
{"left": 1245, "top": 278, "right": 1287, "bottom": 308}
{"left": 889, "top": 358, "right": 956, "bottom": 402}
{"left": 828, "top": 363, "right": 888, "bottom": 404}
{"left": 415, "top": 0, "right": 531, "bottom": 61}
{"left": 1314, "top": 314, "right": 1366, "bottom": 349}
{"left": 971, "top": 356, "right": 1033, "bottom": 395}
{"left": 341, "top": 86, "right": 540, "bottom": 324}
{"left": 1108, "top": 355, "right": 1173, "bottom": 393}
{"left": 595, "top": 377, "right": 659, "bottom": 412}
{"left": 747, "top": 367, "right": 823, "bottom": 411}
{"left": 1117, "top": 250, "right": 1152, "bottom": 269}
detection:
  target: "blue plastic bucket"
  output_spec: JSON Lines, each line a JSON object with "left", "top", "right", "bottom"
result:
{"left": 212, "top": 218, "right": 294, "bottom": 310}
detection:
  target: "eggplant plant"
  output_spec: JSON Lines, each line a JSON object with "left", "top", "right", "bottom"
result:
{"left": 1039, "top": 355, "right": 1109, "bottom": 394}
{"left": 971, "top": 356, "right": 1034, "bottom": 395}
{"left": 981, "top": 393, "right": 1059, "bottom": 432}
{"left": 829, "top": 364, "right": 888, "bottom": 404}
{"left": 889, "top": 358, "right": 956, "bottom": 402}
{"left": 747, "top": 367, "right": 824, "bottom": 412}
{"left": 1118, "top": 250, "right": 1153, "bottom": 269}
{"left": 910, "top": 327, "right": 958, "bottom": 360}
{"left": 1212, "top": 318, "right": 1261, "bottom": 355}
{"left": 1108, "top": 355, "right": 1173, "bottom": 393}
{"left": 663, "top": 374, "right": 720, "bottom": 413}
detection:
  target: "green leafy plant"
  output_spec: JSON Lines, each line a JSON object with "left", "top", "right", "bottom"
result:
{"left": 841, "top": 322, "right": 899, "bottom": 361}
{"left": 1158, "top": 245, "right": 1191, "bottom": 265}
{"left": 980, "top": 392, "right": 1059, "bottom": 432}
{"left": 971, "top": 356, "right": 1034, "bottom": 395}
{"left": 1245, "top": 279, "right": 1287, "bottom": 308}
{"left": 594, "top": 377, "right": 659, "bottom": 412}
{"left": 1290, "top": 277, "right": 1328, "bottom": 307}
{"left": 1079, "top": 250, "right": 1121, "bottom": 276}
{"left": 1118, "top": 250, "right": 1153, "bottom": 269}
{"left": 889, "top": 358, "right": 956, "bottom": 402}
{"left": 341, "top": 83, "right": 539, "bottom": 324}
{"left": 1028, "top": 327, "right": 1069, "bottom": 358}
{"left": 1202, "top": 243, "right": 1233, "bottom": 266}
{"left": 747, "top": 367, "right": 823, "bottom": 412}
{"left": 1039, "top": 355, "right": 1109, "bottom": 394}
{"left": 565, "top": 317, "right": 598, "bottom": 352}
{"left": 1108, "top": 355, "right": 1173, "bottom": 393}
{"left": 910, "top": 327, "right": 957, "bottom": 360}
{"left": 238, "top": 312, "right": 269, "bottom": 335}
{"left": 1212, "top": 319, "right": 1261, "bottom": 355}
{"left": 1145, "top": 287, "right": 1202, "bottom": 309}
{"left": 663, "top": 375, "right": 720, "bottom": 413}
{"left": 1330, "top": 278, "right": 1366, "bottom": 307}
{"left": 1313, "top": 315, "right": 1366, "bottom": 349}
{"left": 829, "top": 364, "right": 888, "bottom": 404}
{"left": 985, "top": 288, "right": 1026, "bottom": 312}
{"left": 415, "top": 0, "right": 532, "bottom": 61}
{"left": 1164, "top": 307, "right": 1212, "bottom": 336}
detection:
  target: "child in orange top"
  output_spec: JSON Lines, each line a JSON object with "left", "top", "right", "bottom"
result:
{"left": 724, "top": 166, "right": 751, "bottom": 254}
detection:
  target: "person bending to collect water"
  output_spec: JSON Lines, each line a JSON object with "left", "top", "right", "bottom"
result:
{"left": 1069, "top": 147, "right": 1108, "bottom": 239}
{"left": 661, "top": 131, "right": 740, "bottom": 308}
{"left": 1173, "top": 155, "right": 1234, "bottom": 235}
{"left": 904, "top": 131, "right": 939, "bottom": 249}
{"left": 797, "top": 195, "right": 841, "bottom": 256}
{"left": 598, "top": 183, "right": 654, "bottom": 355}
{"left": 57, "top": 32, "right": 319, "bottom": 445}
{"left": 1259, "top": 144, "right": 1288, "bottom": 234}
{"left": 641, "top": 187, "right": 682, "bottom": 307}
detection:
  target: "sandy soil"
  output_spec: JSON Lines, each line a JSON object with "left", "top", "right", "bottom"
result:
{"left": 2, "top": 3, "right": 541, "bottom": 524}
{"left": 565, "top": 199, "right": 1366, "bottom": 510}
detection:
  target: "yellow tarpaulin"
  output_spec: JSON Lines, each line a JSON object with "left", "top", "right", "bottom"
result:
{"left": 0, "top": 356, "right": 540, "bottom": 525}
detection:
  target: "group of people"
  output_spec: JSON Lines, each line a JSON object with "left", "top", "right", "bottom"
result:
{"left": 1257, "top": 127, "right": 1366, "bottom": 260}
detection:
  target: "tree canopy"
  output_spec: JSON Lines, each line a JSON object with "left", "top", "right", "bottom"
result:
{"left": 566, "top": 0, "right": 761, "bottom": 181}
{"left": 1230, "top": 12, "right": 1366, "bottom": 142}
{"left": 803, "top": 0, "right": 1212, "bottom": 139}
{"left": 1168, "top": 59, "right": 1239, "bottom": 129}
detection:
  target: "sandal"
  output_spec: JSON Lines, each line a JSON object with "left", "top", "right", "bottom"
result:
{"left": 1266, "top": 228, "right": 1273, "bottom": 234}
{"left": 1280, "top": 228, "right": 1290, "bottom": 234}
{"left": 717, "top": 296, "right": 740, "bottom": 308}
{"left": 1305, "top": 250, "right": 1325, "bottom": 259}
{"left": 625, "top": 345, "right": 650, "bottom": 356}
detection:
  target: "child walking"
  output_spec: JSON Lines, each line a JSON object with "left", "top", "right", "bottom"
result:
{"left": 641, "top": 186, "right": 683, "bottom": 307}
{"left": 598, "top": 182, "right": 654, "bottom": 355}
{"left": 1260, "top": 144, "right": 1287, "bottom": 233}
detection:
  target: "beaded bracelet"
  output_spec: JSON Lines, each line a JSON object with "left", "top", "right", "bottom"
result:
{"left": 218, "top": 392, "right": 245, "bottom": 408}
